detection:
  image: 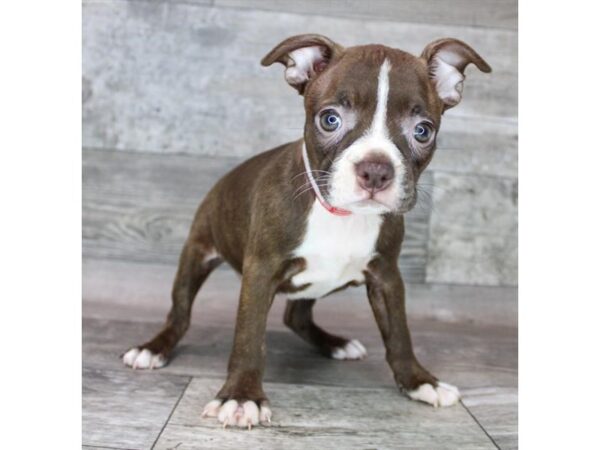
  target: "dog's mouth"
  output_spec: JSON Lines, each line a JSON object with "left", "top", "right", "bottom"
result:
{"left": 356, "top": 195, "right": 417, "bottom": 215}
{"left": 354, "top": 198, "right": 389, "bottom": 208}
{"left": 346, "top": 190, "right": 416, "bottom": 214}
{"left": 335, "top": 196, "right": 399, "bottom": 215}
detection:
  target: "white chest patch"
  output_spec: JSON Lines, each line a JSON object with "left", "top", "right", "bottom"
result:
{"left": 287, "top": 201, "right": 382, "bottom": 300}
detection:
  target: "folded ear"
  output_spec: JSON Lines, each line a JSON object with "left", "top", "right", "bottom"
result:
{"left": 261, "top": 34, "right": 344, "bottom": 95}
{"left": 421, "top": 38, "right": 491, "bottom": 110}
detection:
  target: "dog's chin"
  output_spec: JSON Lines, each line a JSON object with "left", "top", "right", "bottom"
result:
{"left": 346, "top": 199, "right": 391, "bottom": 215}
{"left": 332, "top": 195, "right": 396, "bottom": 215}
{"left": 339, "top": 194, "right": 416, "bottom": 216}
{"left": 328, "top": 186, "right": 417, "bottom": 215}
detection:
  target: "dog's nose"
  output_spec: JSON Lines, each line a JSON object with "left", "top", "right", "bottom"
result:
{"left": 355, "top": 158, "right": 394, "bottom": 193}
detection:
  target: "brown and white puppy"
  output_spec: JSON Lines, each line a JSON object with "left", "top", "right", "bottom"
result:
{"left": 122, "top": 34, "right": 491, "bottom": 429}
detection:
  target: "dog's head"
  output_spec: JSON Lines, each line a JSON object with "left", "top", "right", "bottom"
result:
{"left": 262, "top": 34, "right": 491, "bottom": 215}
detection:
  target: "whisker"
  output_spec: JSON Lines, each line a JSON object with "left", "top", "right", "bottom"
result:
{"left": 417, "top": 182, "right": 449, "bottom": 195}
{"left": 415, "top": 185, "right": 439, "bottom": 214}
{"left": 291, "top": 170, "right": 332, "bottom": 182}
{"left": 292, "top": 181, "right": 330, "bottom": 201}
{"left": 292, "top": 181, "right": 329, "bottom": 197}
{"left": 293, "top": 186, "right": 317, "bottom": 201}
{"left": 296, "top": 176, "right": 330, "bottom": 183}
{"left": 290, "top": 167, "right": 332, "bottom": 201}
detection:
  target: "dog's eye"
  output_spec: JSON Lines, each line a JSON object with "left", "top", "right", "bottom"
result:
{"left": 413, "top": 122, "right": 434, "bottom": 143}
{"left": 319, "top": 110, "right": 342, "bottom": 132}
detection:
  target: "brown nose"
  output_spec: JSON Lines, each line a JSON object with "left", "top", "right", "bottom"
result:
{"left": 355, "top": 159, "right": 394, "bottom": 193}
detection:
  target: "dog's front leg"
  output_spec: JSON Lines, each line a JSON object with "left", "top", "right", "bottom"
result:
{"left": 201, "top": 259, "right": 276, "bottom": 428}
{"left": 365, "top": 257, "right": 461, "bottom": 407}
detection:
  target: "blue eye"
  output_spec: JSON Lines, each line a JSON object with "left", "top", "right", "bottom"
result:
{"left": 319, "top": 110, "right": 342, "bottom": 132}
{"left": 414, "top": 122, "right": 433, "bottom": 143}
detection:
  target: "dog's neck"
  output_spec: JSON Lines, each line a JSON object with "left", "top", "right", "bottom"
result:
{"left": 301, "top": 143, "right": 352, "bottom": 217}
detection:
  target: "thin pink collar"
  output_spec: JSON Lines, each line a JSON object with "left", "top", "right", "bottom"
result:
{"left": 301, "top": 144, "right": 352, "bottom": 217}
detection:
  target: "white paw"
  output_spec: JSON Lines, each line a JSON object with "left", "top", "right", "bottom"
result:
{"left": 122, "top": 348, "right": 166, "bottom": 370}
{"left": 201, "top": 399, "right": 271, "bottom": 429}
{"left": 407, "top": 382, "right": 461, "bottom": 407}
{"left": 331, "top": 339, "right": 367, "bottom": 360}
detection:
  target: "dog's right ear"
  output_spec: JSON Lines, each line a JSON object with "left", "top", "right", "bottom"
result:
{"left": 261, "top": 34, "right": 343, "bottom": 95}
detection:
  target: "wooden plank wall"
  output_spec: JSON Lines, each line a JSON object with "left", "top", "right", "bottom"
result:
{"left": 82, "top": 0, "right": 517, "bottom": 286}
{"left": 82, "top": 149, "right": 432, "bottom": 281}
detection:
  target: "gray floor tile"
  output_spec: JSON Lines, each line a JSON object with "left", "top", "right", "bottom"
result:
{"left": 83, "top": 315, "right": 516, "bottom": 390}
{"left": 463, "top": 386, "right": 518, "bottom": 449}
{"left": 83, "top": 307, "right": 516, "bottom": 448}
{"left": 154, "top": 378, "right": 495, "bottom": 449}
{"left": 83, "top": 367, "right": 190, "bottom": 449}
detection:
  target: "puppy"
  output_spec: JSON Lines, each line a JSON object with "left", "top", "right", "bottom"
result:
{"left": 123, "top": 34, "right": 491, "bottom": 429}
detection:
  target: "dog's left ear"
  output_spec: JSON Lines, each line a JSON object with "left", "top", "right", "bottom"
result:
{"left": 261, "top": 34, "right": 344, "bottom": 95}
{"left": 421, "top": 38, "right": 491, "bottom": 110}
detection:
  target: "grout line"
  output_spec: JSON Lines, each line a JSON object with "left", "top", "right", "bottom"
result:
{"left": 421, "top": 173, "right": 434, "bottom": 283}
{"left": 82, "top": 146, "right": 244, "bottom": 162}
{"left": 209, "top": 2, "right": 518, "bottom": 33}
{"left": 106, "top": 0, "right": 216, "bottom": 9}
{"left": 151, "top": 376, "right": 193, "bottom": 449}
{"left": 83, "top": 444, "right": 138, "bottom": 450}
{"left": 83, "top": 361, "right": 415, "bottom": 393}
{"left": 460, "top": 399, "right": 501, "bottom": 449}
{"left": 82, "top": 254, "right": 180, "bottom": 269}
{"left": 81, "top": 147, "right": 518, "bottom": 181}
{"left": 100, "top": 0, "right": 518, "bottom": 32}
{"left": 84, "top": 365, "right": 193, "bottom": 382}
{"left": 85, "top": 357, "right": 514, "bottom": 393}
{"left": 82, "top": 255, "right": 518, "bottom": 289}
{"left": 428, "top": 168, "right": 518, "bottom": 182}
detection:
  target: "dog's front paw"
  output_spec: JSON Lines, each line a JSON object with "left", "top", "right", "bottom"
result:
{"left": 202, "top": 398, "right": 272, "bottom": 429}
{"left": 331, "top": 339, "right": 367, "bottom": 360}
{"left": 407, "top": 381, "right": 460, "bottom": 407}
{"left": 122, "top": 347, "right": 167, "bottom": 370}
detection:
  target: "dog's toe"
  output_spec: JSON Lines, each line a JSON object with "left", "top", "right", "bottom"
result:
{"left": 259, "top": 402, "right": 272, "bottom": 424}
{"left": 331, "top": 339, "right": 367, "bottom": 360}
{"left": 122, "top": 348, "right": 166, "bottom": 370}
{"left": 203, "top": 399, "right": 270, "bottom": 429}
{"left": 407, "top": 381, "right": 461, "bottom": 407}
{"left": 237, "top": 401, "right": 260, "bottom": 429}
{"left": 201, "top": 399, "right": 222, "bottom": 418}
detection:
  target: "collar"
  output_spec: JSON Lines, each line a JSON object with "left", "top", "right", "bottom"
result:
{"left": 301, "top": 143, "right": 352, "bottom": 217}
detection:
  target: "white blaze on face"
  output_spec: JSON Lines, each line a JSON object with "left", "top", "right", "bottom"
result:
{"left": 328, "top": 58, "right": 405, "bottom": 214}
{"left": 370, "top": 58, "right": 391, "bottom": 137}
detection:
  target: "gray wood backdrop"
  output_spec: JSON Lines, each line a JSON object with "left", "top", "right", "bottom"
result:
{"left": 83, "top": 0, "right": 517, "bottom": 286}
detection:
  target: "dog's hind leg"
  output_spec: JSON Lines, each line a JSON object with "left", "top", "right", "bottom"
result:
{"left": 123, "top": 223, "right": 222, "bottom": 369}
{"left": 284, "top": 299, "right": 367, "bottom": 360}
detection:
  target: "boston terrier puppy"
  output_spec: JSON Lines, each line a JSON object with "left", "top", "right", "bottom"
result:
{"left": 123, "top": 34, "right": 491, "bottom": 429}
